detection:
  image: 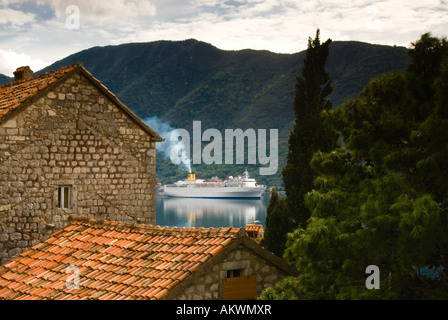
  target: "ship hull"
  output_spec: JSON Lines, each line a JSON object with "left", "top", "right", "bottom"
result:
{"left": 162, "top": 186, "right": 265, "bottom": 199}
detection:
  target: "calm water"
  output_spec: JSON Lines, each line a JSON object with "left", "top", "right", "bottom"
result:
{"left": 155, "top": 193, "right": 270, "bottom": 229}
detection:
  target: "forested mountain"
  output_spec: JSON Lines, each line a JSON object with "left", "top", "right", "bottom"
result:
{"left": 0, "top": 74, "right": 12, "bottom": 85}
{"left": 1, "top": 39, "right": 409, "bottom": 185}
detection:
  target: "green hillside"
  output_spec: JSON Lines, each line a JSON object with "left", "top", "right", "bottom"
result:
{"left": 31, "top": 39, "right": 408, "bottom": 186}
{"left": 0, "top": 74, "right": 12, "bottom": 85}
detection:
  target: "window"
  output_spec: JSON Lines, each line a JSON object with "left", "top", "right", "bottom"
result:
{"left": 57, "top": 186, "right": 72, "bottom": 209}
{"left": 226, "top": 269, "right": 241, "bottom": 278}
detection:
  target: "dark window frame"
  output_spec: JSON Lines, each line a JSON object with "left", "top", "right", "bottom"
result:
{"left": 57, "top": 186, "right": 72, "bottom": 209}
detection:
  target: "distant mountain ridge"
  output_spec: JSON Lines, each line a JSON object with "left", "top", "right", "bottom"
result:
{"left": 0, "top": 74, "right": 12, "bottom": 85}
{"left": 0, "top": 39, "right": 409, "bottom": 185}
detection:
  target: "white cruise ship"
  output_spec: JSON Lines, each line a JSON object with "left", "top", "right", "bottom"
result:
{"left": 161, "top": 170, "right": 265, "bottom": 199}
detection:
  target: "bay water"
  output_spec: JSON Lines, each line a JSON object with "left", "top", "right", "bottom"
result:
{"left": 155, "top": 193, "right": 270, "bottom": 229}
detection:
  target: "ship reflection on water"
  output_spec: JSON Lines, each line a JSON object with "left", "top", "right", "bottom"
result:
{"left": 155, "top": 195, "right": 269, "bottom": 229}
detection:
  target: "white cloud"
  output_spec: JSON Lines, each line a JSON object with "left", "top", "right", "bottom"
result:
{"left": 0, "top": 8, "right": 35, "bottom": 26}
{"left": 50, "top": 0, "right": 156, "bottom": 22}
{"left": 108, "top": 0, "right": 446, "bottom": 56}
{"left": 0, "top": 49, "right": 46, "bottom": 76}
{"left": 0, "top": 0, "right": 23, "bottom": 6}
{"left": 0, "top": 0, "right": 447, "bottom": 75}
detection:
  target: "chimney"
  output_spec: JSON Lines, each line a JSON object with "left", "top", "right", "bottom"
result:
{"left": 13, "top": 66, "right": 33, "bottom": 82}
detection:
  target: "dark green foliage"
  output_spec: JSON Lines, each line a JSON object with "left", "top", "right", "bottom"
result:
{"left": 282, "top": 29, "right": 338, "bottom": 230}
{"left": 407, "top": 33, "right": 448, "bottom": 87}
{"left": 260, "top": 33, "right": 448, "bottom": 300}
{"left": 260, "top": 187, "right": 289, "bottom": 257}
{"left": 36, "top": 39, "right": 409, "bottom": 186}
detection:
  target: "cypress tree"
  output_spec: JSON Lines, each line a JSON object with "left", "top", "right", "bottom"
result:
{"left": 260, "top": 187, "right": 288, "bottom": 257}
{"left": 282, "top": 29, "right": 336, "bottom": 230}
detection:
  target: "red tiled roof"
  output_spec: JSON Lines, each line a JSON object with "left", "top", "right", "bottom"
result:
{"left": 0, "top": 64, "right": 79, "bottom": 119}
{"left": 246, "top": 224, "right": 263, "bottom": 233}
{"left": 0, "top": 217, "right": 244, "bottom": 300}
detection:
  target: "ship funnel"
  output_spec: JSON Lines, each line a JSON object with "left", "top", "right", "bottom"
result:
{"left": 188, "top": 173, "right": 196, "bottom": 181}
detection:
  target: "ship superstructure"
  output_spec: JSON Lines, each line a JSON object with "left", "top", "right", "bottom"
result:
{"left": 161, "top": 170, "right": 265, "bottom": 199}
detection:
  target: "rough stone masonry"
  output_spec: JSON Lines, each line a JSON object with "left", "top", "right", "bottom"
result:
{"left": 0, "top": 65, "right": 161, "bottom": 265}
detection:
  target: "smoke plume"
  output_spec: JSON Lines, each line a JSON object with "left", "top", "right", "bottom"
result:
{"left": 144, "top": 115, "right": 192, "bottom": 173}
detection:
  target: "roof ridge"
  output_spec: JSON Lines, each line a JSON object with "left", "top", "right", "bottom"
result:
{"left": 71, "top": 216, "right": 245, "bottom": 236}
{"left": 0, "top": 62, "right": 82, "bottom": 89}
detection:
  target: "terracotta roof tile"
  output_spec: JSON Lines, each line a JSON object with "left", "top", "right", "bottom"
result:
{"left": 0, "top": 217, "right": 245, "bottom": 300}
{"left": 246, "top": 224, "right": 263, "bottom": 233}
{"left": 0, "top": 64, "right": 80, "bottom": 119}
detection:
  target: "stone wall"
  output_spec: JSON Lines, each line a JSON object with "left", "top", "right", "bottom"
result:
{"left": 0, "top": 71, "right": 157, "bottom": 265}
{"left": 167, "top": 244, "right": 290, "bottom": 300}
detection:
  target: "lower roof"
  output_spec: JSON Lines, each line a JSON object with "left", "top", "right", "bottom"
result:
{"left": 0, "top": 217, "right": 248, "bottom": 300}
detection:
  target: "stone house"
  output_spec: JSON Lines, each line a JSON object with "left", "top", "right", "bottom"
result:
{"left": 0, "top": 217, "right": 298, "bottom": 300}
{"left": 0, "top": 63, "right": 164, "bottom": 265}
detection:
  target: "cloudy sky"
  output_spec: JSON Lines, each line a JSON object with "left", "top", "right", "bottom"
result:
{"left": 0, "top": 0, "right": 447, "bottom": 75}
